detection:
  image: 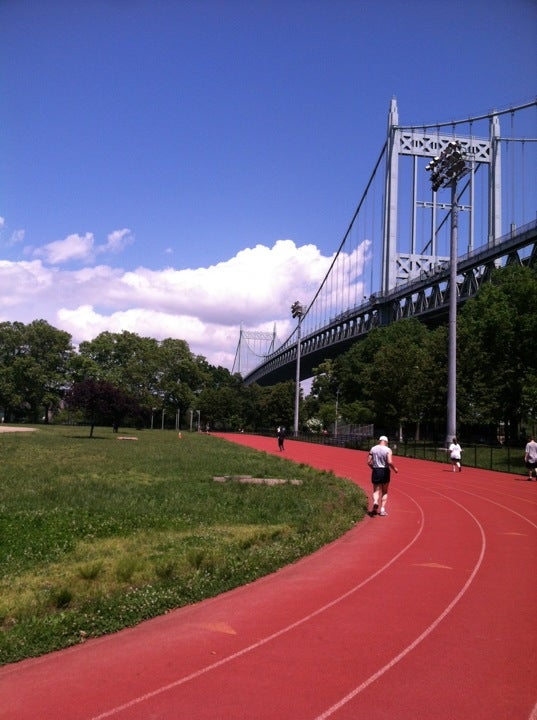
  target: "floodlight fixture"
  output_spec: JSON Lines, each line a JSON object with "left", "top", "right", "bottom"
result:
{"left": 291, "top": 301, "right": 304, "bottom": 319}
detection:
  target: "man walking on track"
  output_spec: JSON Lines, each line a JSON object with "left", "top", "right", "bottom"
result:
{"left": 367, "top": 435, "right": 398, "bottom": 516}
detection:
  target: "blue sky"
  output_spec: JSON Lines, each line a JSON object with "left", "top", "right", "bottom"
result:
{"left": 1, "top": 0, "right": 536, "bottom": 370}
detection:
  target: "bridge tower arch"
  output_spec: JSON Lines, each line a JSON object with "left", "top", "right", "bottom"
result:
{"left": 381, "top": 98, "right": 502, "bottom": 293}
{"left": 232, "top": 324, "right": 277, "bottom": 376}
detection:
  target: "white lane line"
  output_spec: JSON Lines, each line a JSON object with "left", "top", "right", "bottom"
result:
{"left": 313, "top": 491, "right": 486, "bottom": 719}
{"left": 401, "top": 478, "right": 537, "bottom": 529}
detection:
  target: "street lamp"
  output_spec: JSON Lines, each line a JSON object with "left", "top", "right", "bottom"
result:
{"left": 291, "top": 300, "right": 305, "bottom": 438}
{"left": 334, "top": 388, "right": 340, "bottom": 437}
{"left": 426, "top": 141, "right": 470, "bottom": 446}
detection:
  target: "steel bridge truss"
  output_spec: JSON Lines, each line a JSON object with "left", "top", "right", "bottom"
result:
{"left": 383, "top": 98, "right": 501, "bottom": 292}
{"left": 244, "top": 221, "right": 536, "bottom": 386}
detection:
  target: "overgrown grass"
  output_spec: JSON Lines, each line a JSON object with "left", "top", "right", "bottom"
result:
{"left": 0, "top": 426, "right": 367, "bottom": 664}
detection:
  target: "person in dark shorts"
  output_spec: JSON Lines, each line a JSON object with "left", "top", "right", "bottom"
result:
{"left": 367, "top": 435, "right": 399, "bottom": 516}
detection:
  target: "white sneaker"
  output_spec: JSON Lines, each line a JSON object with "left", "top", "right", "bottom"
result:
{"left": 379, "top": 509, "right": 387, "bottom": 516}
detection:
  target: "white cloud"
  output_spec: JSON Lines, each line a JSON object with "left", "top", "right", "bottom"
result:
{"left": 99, "top": 228, "right": 134, "bottom": 255}
{"left": 9, "top": 229, "right": 26, "bottom": 247}
{"left": 32, "top": 228, "right": 134, "bottom": 265}
{"left": 34, "top": 232, "right": 95, "bottom": 264}
{"left": 0, "top": 260, "right": 57, "bottom": 306}
{"left": 0, "top": 238, "right": 368, "bottom": 370}
{"left": 0, "top": 217, "right": 26, "bottom": 247}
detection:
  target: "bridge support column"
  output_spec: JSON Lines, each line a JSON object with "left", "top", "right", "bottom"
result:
{"left": 489, "top": 113, "right": 502, "bottom": 243}
{"left": 382, "top": 98, "right": 400, "bottom": 293}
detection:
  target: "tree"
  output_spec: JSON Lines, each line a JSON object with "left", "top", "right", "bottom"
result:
{"left": 0, "top": 320, "right": 73, "bottom": 422}
{"left": 78, "top": 331, "right": 161, "bottom": 408}
{"left": 239, "top": 382, "right": 265, "bottom": 431}
{"left": 361, "top": 320, "right": 433, "bottom": 436}
{"left": 78, "top": 333, "right": 210, "bottom": 428}
{"left": 330, "top": 319, "right": 443, "bottom": 438}
{"left": 0, "top": 322, "right": 26, "bottom": 421}
{"left": 65, "top": 379, "right": 143, "bottom": 437}
{"left": 458, "top": 264, "right": 537, "bottom": 439}
{"left": 258, "top": 381, "right": 296, "bottom": 431}
{"left": 156, "top": 338, "right": 205, "bottom": 425}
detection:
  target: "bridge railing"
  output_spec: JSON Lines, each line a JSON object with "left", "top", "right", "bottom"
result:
{"left": 382, "top": 217, "right": 537, "bottom": 302}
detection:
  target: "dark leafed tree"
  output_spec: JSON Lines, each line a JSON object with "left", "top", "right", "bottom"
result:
{"left": 65, "top": 379, "right": 143, "bottom": 437}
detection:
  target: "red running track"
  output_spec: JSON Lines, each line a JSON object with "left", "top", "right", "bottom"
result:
{"left": 1, "top": 434, "right": 536, "bottom": 720}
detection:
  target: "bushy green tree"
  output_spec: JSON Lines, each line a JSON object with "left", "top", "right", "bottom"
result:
{"left": 0, "top": 322, "right": 26, "bottom": 420}
{"left": 330, "top": 319, "right": 437, "bottom": 437}
{"left": 0, "top": 320, "right": 73, "bottom": 422}
{"left": 78, "top": 331, "right": 161, "bottom": 407}
{"left": 458, "top": 264, "right": 537, "bottom": 439}
{"left": 258, "top": 381, "right": 296, "bottom": 432}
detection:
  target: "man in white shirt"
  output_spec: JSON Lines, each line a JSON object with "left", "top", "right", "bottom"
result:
{"left": 367, "top": 435, "right": 398, "bottom": 516}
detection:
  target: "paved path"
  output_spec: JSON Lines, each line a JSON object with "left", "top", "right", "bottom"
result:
{"left": 1, "top": 434, "right": 536, "bottom": 719}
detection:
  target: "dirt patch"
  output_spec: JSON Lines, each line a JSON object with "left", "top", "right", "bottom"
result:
{"left": 213, "top": 475, "right": 302, "bottom": 486}
{"left": 0, "top": 425, "right": 36, "bottom": 433}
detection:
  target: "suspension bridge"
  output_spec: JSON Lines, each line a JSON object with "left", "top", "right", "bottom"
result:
{"left": 234, "top": 97, "right": 537, "bottom": 385}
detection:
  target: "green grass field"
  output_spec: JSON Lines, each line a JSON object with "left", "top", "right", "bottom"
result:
{"left": 0, "top": 426, "right": 367, "bottom": 665}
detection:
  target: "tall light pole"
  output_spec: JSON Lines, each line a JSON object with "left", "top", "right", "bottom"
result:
{"left": 426, "top": 141, "right": 470, "bottom": 446}
{"left": 291, "top": 301, "right": 305, "bottom": 438}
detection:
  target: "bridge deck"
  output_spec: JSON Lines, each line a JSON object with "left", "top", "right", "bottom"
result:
{"left": 245, "top": 221, "right": 536, "bottom": 386}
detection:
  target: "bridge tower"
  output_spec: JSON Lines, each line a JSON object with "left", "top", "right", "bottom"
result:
{"left": 232, "top": 324, "right": 277, "bottom": 376}
{"left": 382, "top": 98, "right": 502, "bottom": 293}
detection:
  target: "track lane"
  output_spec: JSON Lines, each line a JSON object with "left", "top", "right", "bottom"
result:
{"left": 100, "top": 488, "right": 484, "bottom": 720}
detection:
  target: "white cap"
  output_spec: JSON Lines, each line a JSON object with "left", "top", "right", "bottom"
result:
{"left": 379, "top": 435, "right": 388, "bottom": 442}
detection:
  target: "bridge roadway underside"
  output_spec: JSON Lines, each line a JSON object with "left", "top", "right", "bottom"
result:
{"left": 246, "top": 305, "right": 446, "bottom": 387}
{"left": 244, "top": 224, "right": 536, "bottom": 387}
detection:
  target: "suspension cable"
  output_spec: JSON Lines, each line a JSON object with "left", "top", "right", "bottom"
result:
{"left": 398, "top": 98, "right": 537, "bottom": 131}
{"left": 305, "top": 140, "right": 388, "bottom": 314}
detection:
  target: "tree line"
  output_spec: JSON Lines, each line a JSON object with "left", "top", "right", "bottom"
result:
{"left": 0, "top": 264, "right": 535, "bottom": 442}
{"left": 0, "top": 319, "right": 296, "bottom": 434}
